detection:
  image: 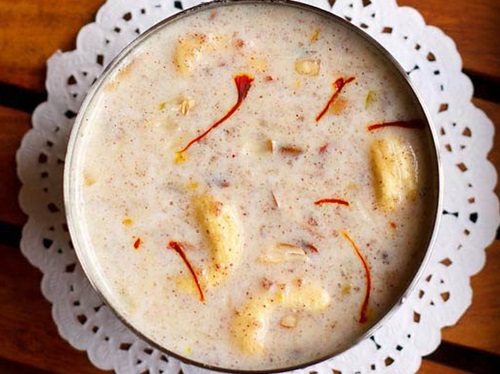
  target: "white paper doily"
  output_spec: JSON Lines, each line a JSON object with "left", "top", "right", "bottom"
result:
{"left": 17, "top": 0, "right": 499, "bottom": 373}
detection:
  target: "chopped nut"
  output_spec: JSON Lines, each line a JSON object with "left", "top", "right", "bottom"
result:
{"left": 265, "top": 139, "right": 277, "bottom": 153}
{"left": 310, "top": 28, "right": 320, "bottom": 43}
{"left": 83, "top": 173, "right": 95, "bottom": 186}
{"left": 179, "top": 98, "right": 195, "bottom": 116}
{"left": 185, "top": 181, "right": 199, "bottom": 190}
{"left": 234, "top": 38, "right": 245, "bottom": 48}
{"left": 156, "top": 99, "right": 188, "bottom": 122}
{"left": 280, "top": 315, "right": 297, "bottom": 328}
{"left": 259, "top": 243, "right": 308, "bottom": 263}
{"left": 271, "top": 191, "right": 280, "bottom": 208}
{"left": 294, "top": 58, "right": 320, "bottom": 76}
{"left": 242, "top": 137, "right": 270, "bottom": 156}
{"left": 365, "top": 90, "right": 376, "bottom": 108}
{"left": 279, "top": 145, "right": 304, "bottom": 156}
{"left": 122, "top": 217, "right": 133, "bottom": 226}
{"left": 174, "top": 151, "right": 187, "bottom": 164}
{"left": 341, "top": 283, "right": 352, "bottom": 295}
{"left": 261, "top": 278, "right": 273, "bottom": 290}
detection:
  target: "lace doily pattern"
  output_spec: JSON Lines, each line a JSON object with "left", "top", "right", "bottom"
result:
{"left": 17, "top": 0, "right": 498, "bottom": 373}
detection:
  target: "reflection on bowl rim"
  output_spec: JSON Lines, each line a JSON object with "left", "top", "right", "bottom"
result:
{"left": 63, "top": 0, "right": 443, "bottom": 372}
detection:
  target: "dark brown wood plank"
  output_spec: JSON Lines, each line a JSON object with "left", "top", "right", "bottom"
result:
{"left": 0, "top": 356, "right": 53, "bottom": 374}
{"left": 399, "top": 0, "right": 500, "bottom": 79}
{"left": 425, "top": 341, "right": 500, "bottom": 374}
{"left": 419, "top": 359, "right": 470, "bottom": 374}
{"left": 0, "top": 244, "right": 104, "bottom": 374}
{"left": 0, "top": 0, "right": 103, "bottom": 92}
{"left": 0, "top": 106, "right": 30, "bottom": 226}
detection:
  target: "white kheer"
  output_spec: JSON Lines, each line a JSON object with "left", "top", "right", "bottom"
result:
{"left": 68, "top": 2, "right": 437, "bottom": 370}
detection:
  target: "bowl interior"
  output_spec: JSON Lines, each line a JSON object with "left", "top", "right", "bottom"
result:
{"left": 64, "top": 1, "right": 441, "bottom": 372}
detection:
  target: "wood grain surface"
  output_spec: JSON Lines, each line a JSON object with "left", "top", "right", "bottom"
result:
{"left": 400, "top": 0, "right": 500, "bottom": 79}
{"left": 0, "top": 0, "right": 498, "bottom": 373}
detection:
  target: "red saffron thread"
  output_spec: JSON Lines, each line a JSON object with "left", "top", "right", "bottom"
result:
{"left": 133, "top": 238, "right": 141, "bottom": 250}
{"left": 167, "top": 241, "right": 205, "bottom": 302}
{"left": 316, "top": 76, "right": 355, "bottom": 122}
{"left": 341, "top": 231, "right": 371, "bottom": 323}
{"left": 314, "top": 198, "right": 350, "bottom": 206}
{"left": 178, "top": 74, "right": 254, "bottom": 154}
{"left": 367, "top": 119, "right": 424, "bottom": 132}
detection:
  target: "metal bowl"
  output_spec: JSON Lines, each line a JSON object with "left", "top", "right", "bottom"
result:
{"left": 64, "top": 0, "right": 442, "bottom": 372}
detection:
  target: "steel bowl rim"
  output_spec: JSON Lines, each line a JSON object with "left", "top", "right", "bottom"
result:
{"left": 63, "top": 0, "right": 443, "bottom": 372}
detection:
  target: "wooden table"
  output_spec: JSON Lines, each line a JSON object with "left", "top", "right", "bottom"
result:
{"left": 0, "top": 1, "right": 498, "bottom": 373}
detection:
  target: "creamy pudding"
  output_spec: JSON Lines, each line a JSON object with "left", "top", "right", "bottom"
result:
{"left": 67, "top": 2, "right": 438, "bottom": 371}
